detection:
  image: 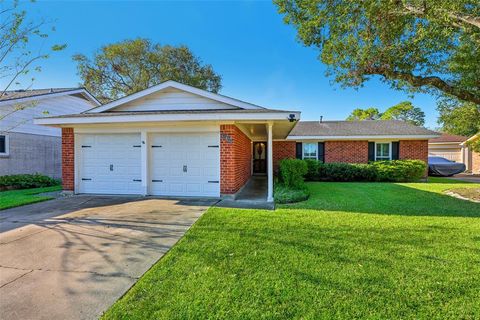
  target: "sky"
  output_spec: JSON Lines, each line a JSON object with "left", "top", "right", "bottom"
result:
{"left": 3, "top": 0, "right": 440, "bottom": 128}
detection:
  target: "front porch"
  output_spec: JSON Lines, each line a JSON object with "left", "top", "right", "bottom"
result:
{"left": 231, "top": 120, "right": 296, "bottom": 202}
{"left": 217, "top": 176, "right": 274, "bottom": 210}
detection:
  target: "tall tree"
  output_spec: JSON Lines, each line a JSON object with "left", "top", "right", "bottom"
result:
{"left": 346, "top": 107, "right": 381, "bottom": 120}
{"left": 380, "top": 101, "right": 425, "bottom": 126}
{"left": 275, "top": 0, "right": 480, "bottom": 105}
{"left": 437, "top": 100, "right": 480, "bottom": 137}
{"left": 73, "top": 39, "right": 222, "bottom": 103}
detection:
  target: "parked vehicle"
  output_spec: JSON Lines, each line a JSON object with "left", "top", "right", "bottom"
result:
{"left": 428, "top": 156, "right": 466, "bottom": 176}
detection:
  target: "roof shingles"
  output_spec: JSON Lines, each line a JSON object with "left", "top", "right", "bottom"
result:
{"left": 0, "top": 88, "right": 81, "bottom": 102}
{"left": 289, "top": 120, "right": 437, "bottom": 137}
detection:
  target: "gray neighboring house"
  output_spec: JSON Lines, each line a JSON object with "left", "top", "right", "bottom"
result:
{"left": 0, "top": 88, "right": 100, "bottom": 179}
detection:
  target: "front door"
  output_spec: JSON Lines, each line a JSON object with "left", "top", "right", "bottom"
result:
{"left": 253, "top": 142, "right": 267, "bottom": 174}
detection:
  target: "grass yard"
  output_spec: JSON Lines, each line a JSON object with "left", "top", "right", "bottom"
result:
{"left": 103, "top": 178, "right": 480, "bottom": 319}
{"left": 0, "top": 186, "right": 61, "bottom": 210}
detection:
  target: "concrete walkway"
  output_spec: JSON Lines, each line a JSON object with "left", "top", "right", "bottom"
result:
{"left": 0, "top": 196, "right": 214, "bottom": 320}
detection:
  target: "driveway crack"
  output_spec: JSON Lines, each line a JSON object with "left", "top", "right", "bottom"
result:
{"left": 0, "top": 269, "right": 34, "bottom": 289}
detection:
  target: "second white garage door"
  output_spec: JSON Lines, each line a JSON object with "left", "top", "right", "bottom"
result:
{"left": 149, "top": 132, "right": 220, "bottom": 197}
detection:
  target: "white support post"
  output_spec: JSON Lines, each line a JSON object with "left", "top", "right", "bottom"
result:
{"left": 267, "top": 122, "right": 274, "bottom": 202}
{"left": 141, "top": 130, "right": 148, "bottom": 196}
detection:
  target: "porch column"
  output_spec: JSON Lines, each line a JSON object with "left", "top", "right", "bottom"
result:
{"left": 267, "top": 122, "right": 273, "bottom": 202}
{"left": 141, "top": 130, "right": 148, "bottom": 196}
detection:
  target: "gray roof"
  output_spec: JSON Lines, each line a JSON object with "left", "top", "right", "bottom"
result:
{"left": 289, "top": 120, "right": 438, "bottom": 137}
{"left": 40, "top": 108, "right": 296, "bottom": 119}
{"left": 0, "top": 88, "right": 82, "bottom": 102}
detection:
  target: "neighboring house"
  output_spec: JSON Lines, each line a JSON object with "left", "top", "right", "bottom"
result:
{"left": 0, "top": 88, "right": 100, "bottom": 178}
{"left": 35, "top": 81, "right": 438, "bottom": 201}
{"left": 461, "top": 134, "right": 480, "bottom": 174}
{"left": 428, "top": 133, "right": 472, "bottom": 172}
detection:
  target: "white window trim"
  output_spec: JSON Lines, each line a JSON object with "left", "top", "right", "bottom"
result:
{"left": 0, "top": 134, "right": 10, "bottom": 157}
{"left": 374, "top": 141, "right": 392, "bottom": 161}
{"left": 302, "top": 142, "right": 318, "bottom": 160}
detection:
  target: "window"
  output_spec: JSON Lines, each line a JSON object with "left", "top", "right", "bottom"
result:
{"left": 375, "top": 142, "right": 391, "bottom": 160}
{"left": 0, "top": 135, "right": 8, "bottom": 156}
{"left": 303, "top": 143, "right": 317, "bottom": 160}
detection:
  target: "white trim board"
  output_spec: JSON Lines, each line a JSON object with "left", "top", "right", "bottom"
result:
{"left": 34, "top": 111, "right": 300, "bottom": 126}
{"left": 287, "top": 135, "right": 438, "bottom": 140}
{"left": 87, "top": 80, "right": 266, "bottom": 113}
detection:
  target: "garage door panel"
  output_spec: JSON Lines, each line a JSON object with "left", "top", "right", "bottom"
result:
{"left": 79, "top": 133, "right": 142, "bottom": 195}
{"left": 149, "top": 132, "right": 220, "bottom": 197}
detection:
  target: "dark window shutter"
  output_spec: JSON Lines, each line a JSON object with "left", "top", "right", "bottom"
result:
{"left": 318, "top": 142, "right": 325, "bottom": 163}
{"left": 296, "top": 142, "right": 303, "bottom": 159}
{"left": 392, "top": 142, "right": 399, "bottom": 160}
{"left": 368, "top": 142, "right": 375, "bottom": 161}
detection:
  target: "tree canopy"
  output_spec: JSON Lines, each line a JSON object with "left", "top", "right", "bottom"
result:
{"left": 346, "top": 107, "right": 381, "bottom": 121}
{"left": 275, "top": 0, "right": 480, "bottom": 105}
{"left": 73, "top": 38, "right": 222, "bottom": 103}
{"left": 381, "top": 101, "right": 425, "bottom": 126}
{"left": 346, "top": 101, "right": 425, "bottom": 126}
{"left": 437, "top": 100, "right": 480, "bottom": 137}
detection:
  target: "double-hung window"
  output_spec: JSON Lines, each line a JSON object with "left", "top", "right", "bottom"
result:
{"left": 0, "top": 135, "right": 8, "bottom": 156}
{"left": 375, "top": 142, "right": 391, "bottom": 161}
{"left": 303, "top": 142, "right": 317, "bottom": 160}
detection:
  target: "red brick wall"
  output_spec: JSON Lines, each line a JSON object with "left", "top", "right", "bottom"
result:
{"left": 272, "top": 141, "right": 296, "bottom": 174}
{"left": 271, "top": 140, "right": 430, "bottom": 166}
{"left": 325, "top": 141, "right": 369, "bottom": 163}
{"left": 399, "top": 140, "right": 428, "bottom": 162}
{"left": 220, "top": 125, "right": 252, "bottom": 194}
{"left": 62, "top": 128, "right": 75, "bottom": 191}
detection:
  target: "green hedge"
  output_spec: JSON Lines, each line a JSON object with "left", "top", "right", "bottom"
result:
{"left": 279, "top": 158, "right": 308, "bottom": 189}
{"left": 371, "top": 160, "right": 426, "bottom": 182}
{"left": 0, "top": 174, "right": 60, "bottom": 190}
{"left": 302, "top": 160, "right": 426, "bottom": 182}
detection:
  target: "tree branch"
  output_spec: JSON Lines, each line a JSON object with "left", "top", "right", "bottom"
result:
{"left": 364, "top": 66, "right": 480, "bottom": 104}
{"left": 400, "top": 1, "right": 480, "bottom": 29}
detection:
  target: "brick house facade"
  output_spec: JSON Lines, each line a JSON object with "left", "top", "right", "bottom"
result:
{"left": 272, "top": 141, "right": 296, "bottom": 174}
{"left": 324, "top": 141, "right": 369, "bottom": 163}
{"left": 61, "top": 128, "right": 75, "bottom": 191}
{"left": 61, "top": 126, "right": 431, "bottom": 194}
{"left": 220, "top": 125, "right": 252, "bottom": 194}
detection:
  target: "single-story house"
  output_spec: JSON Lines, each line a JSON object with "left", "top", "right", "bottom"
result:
{"left": 428, "top": 133, "right": 471, "bottom": 172}
{"left": 0, "top": 88, "right": 100, "bottom": 178}
{"left": 35, "top": 81, "right": 438, "bottom": 201}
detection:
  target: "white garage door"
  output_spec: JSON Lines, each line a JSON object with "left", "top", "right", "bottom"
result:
{"left": 78, "top": 134, "right": 142, "bottom": 194}
{"left": 149, "top": 132, "right": 220, "bottom": 197}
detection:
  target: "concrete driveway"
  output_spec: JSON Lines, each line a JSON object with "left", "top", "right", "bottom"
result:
{"left": 0, "top": 196, "right": 215, "bottom": 320}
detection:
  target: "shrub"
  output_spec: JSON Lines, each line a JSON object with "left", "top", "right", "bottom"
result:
{"left": 0, "top": 174, "right": 60, "bottom": 190}
{"left": 320, "top": 162, "right": 377, "bottom": 182}
{"left": 371, "top": 160, "right": 426, "bottom": 182}
{"left": 279, "top": 158, "right": 308, "bottom": 189}
{"left": 304, "top": 159, "right": 321, "bottom": 181}
{"left": 296, "top": 159, "right": 426, "bottom": 182}
{"left": 274, "top": 183, "right": 309, "bottom": 204}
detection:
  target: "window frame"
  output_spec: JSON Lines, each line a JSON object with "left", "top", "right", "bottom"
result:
{"left": 302, "top": 142, "right": 318, "bottom": 160}
{"left": 0, "top": 134, "right": 9, "bottom": 157}
{"left": 374, "top": 142, "right": 391, "bottom": 161}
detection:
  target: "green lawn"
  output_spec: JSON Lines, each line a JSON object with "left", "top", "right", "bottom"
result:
{"left": 103, "top": 178, "right": 480, "bottom": 319}
{"left": 0, "top": 185, "right": 61, "bottom": 210}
